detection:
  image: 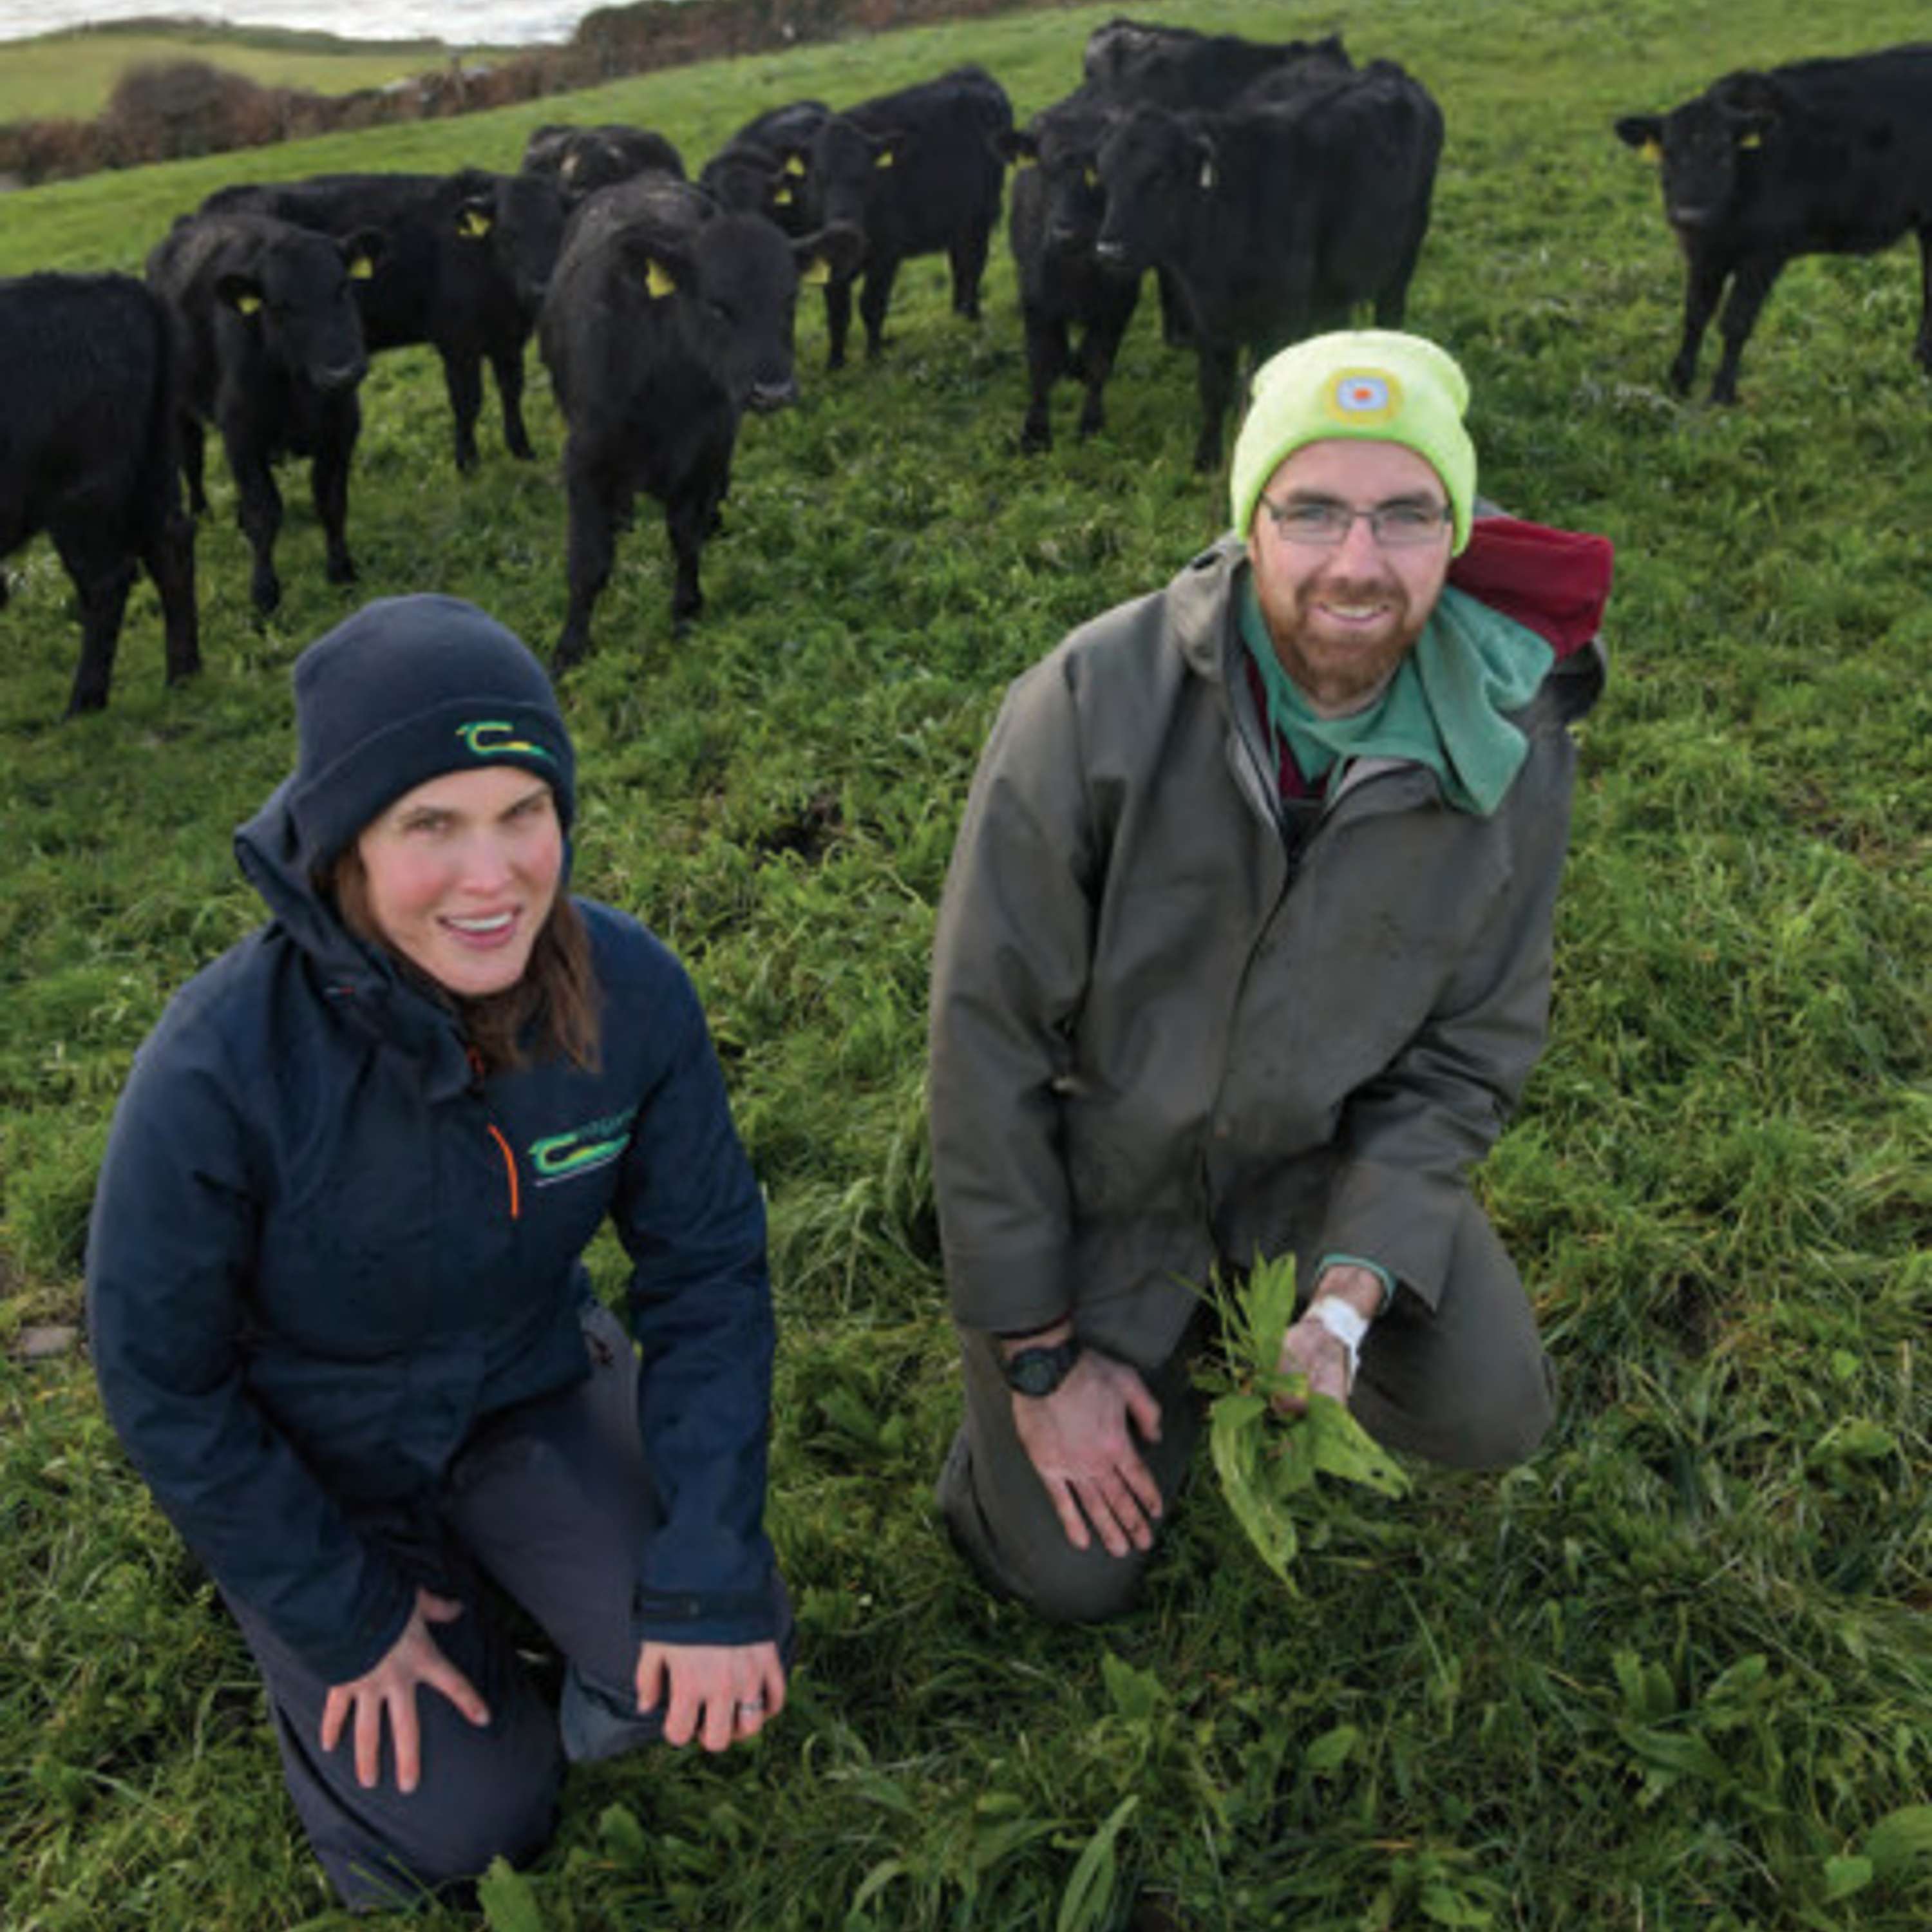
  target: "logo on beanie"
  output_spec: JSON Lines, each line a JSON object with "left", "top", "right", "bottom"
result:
{"left": 456, "top": 720, "right": 556, "bottom": 764}
{"left": 1324, "top": 369, "right": 1403, "bottom": 425}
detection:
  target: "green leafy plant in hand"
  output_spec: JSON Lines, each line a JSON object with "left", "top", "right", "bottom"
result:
{"left": 1200, "top": 1253, "right": 1409, "bottom": 1586}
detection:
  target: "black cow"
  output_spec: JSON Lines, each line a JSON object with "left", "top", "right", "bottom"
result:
{"left": 701, "top": 105, "right": 830, "bottom": 236}
{"left": 1084, "top": 19, "right": 1352, "bottom": 109}
{"left": 1001, "top": 99, "right": 1142, "bottom": 452}
{"left": 200, "top": 169, "right": 568, "bottom": 471}
{"left": 538, "top": 176, "right": 861, "bottom": 663}
{"left": 804, "top": 66, "right": 1012, "bottom": 368}
{"left": 1615, "top": 45, "right": 1932, "bottom": 402}
{"left": 147, "top": 212, "right": 375, "bottom": 616}
{"left": 1096, "top": 61, "right": 1443, "bottom": 469}
{"left": 523, "top": 122, "right": 687, "bottom": 199}
{"left": 0, "top": 273, "right": 198, "bottom": 714}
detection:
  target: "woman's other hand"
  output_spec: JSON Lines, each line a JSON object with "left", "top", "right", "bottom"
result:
{"left": 319, "top": 1587, "right": 491, "bottom": 1792}
{"left": 635, "top": 1640, "right": 786, "bottom": 1752}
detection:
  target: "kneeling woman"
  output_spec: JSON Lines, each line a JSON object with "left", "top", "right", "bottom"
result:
{"left": 88, "top": 596, "right": 786, "bottom": 1907}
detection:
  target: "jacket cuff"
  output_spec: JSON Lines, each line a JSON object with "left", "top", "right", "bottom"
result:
{"left": 944, "top": 1242, "right": 1074, "bottom": 1337}
{"left": 1316, "top": 1162, "right": 1464, "bottom": 1313}
{"left": 631, "top": 1581, "right": 780, "bottom": 1650}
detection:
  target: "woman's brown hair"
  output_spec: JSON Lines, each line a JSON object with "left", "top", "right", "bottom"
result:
{"left": 328, "top": 848, "right": 601, "bottom": 1076}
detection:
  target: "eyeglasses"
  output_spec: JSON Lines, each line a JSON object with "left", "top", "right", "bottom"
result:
{"left": 1257, "top": 495, "right": 1452, "bottom": 549}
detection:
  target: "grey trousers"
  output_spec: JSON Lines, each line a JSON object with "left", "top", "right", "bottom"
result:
{"left": 937, "top": 1194, "right": 1556, "bottom": 1624}
{"left": 226, "top": 1302, "right": 790, "bottom": 1911}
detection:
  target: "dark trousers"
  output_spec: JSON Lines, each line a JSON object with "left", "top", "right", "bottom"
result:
{"left": 937, "top": 1194, "right": 1557, "bottom": 1624}
{"left": 227, "top": 1302, "right": 788, "bottom": 1910}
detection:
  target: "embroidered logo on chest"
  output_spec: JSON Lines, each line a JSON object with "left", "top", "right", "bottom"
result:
{"left": 528, "top": 1107, "right": 637, "bottom": 1186}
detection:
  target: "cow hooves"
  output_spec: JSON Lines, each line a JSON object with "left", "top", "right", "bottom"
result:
{"left": 327, "top": 558, "right": 357, "bottom": 587}
{"left": 251, "top": 578, "right": 281, "bottom": 617}
{"left": 1019, "top": 426, "right": 1051, "bottom": 456}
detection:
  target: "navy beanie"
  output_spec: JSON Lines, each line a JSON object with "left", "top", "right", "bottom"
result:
{"left": 288, "top": 594, "right": 576, "bottom": 872}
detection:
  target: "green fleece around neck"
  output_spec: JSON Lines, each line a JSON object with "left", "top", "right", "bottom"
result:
{"left": 1239, "top": 578, "right": 1554, "bottom": 816}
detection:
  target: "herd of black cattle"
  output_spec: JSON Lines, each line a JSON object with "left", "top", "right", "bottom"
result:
{"left": 2, "top": 20, "right": 1928, "bottom": 717}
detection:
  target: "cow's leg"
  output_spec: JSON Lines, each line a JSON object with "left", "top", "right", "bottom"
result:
{"left": 1020, "top": 304, "right": 1068, "bottom": 453}
{"left": 665, "top": 485, "right": 718, "bottom": 635}
{"left": 1668, "top": 248, "right": 1727, "bottom": 397}
{"left": 1075, "top": 294, "right": 1137, "bottom": 442}
{"left": 950, "top": 222, "right": 992, "bottom": 319}
{"left": 140, "top": 502, "right": 201, "bottom": 687}
{"left": 1708, "top": 254, "right": 1783, "bottom": 405}
{"left": 225, "top": 431, "right": 283, "bottom": 616}
{"left": 554, "top": 457, "right": 616, "bottom": 671}
{"left": 1914, "top": 225, "right": 1932, "bottom": 372}
{"left": 312, "top": 395, "right": 361, "bottom": 587}
{"left": 50, "top": 526, "right": 135, "bottom": 715}
{"left": 180, "top": 413, "right": 209, "bottom": 516}
{"left": 859, "top": 258, "right": 900, "bottom": 359}
{"left": 1156, "top": 267, "right": 1192, "bottom": 348}
{"left": 822, "top": 277, "right": 853, "bottom": 370}
{"left": 490, "top": 339, "right": 536, "bottom": 461}
{"left": 440, "top": 346, "right": 485, "bottom": 472}
{"left": 1191, "top": 342, "right": 1238, "bottom": 473}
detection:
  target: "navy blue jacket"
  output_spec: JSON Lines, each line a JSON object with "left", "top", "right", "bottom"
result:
{"left": 87, "top": 779, "right": 777, "bottom": 1683}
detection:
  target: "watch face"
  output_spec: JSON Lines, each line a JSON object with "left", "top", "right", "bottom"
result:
{"left": 1005, "top": 1341, "right": 1077, "bottom": 1397}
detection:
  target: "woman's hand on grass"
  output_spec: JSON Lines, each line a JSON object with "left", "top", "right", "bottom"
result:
{"left": 636, "top": 1639, "right": 786, "bottom": 1752}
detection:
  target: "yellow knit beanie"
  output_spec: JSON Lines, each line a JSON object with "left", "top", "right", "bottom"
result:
{"left": 1229, "top": 330, "right": 1477, "bottom": 553}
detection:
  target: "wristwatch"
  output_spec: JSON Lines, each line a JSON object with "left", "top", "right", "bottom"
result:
{"left": 1000, "top": 1335, "right": 1083, "bottom": 1398}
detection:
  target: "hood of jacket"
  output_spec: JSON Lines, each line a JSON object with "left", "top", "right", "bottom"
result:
{"left": 233, "top": 773, "right": 476, "bottom": 1101}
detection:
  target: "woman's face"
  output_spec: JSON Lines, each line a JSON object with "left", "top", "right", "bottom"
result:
{"left": 354, "top": 766, "right": 563, "bottom": 998}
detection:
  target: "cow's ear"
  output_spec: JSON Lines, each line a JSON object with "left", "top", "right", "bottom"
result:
{"left": 216, "top": 272, "right": 264, "bottom": 316}
{"left": 874, "top": 128, "right": 911, "bottom": 172}
{"left": 996, "top": 128, "right": 1038, "bottom": 166}
{"left": 341, "top": 229, "right": 384, "bottom": 280}
{"left": 1614, "top": 114, "right": 1664, "bottom": 157}
{"left": 621, "top": 233, "right": 691, "bottom": 299}
{"left": 797, "top": 223, "right": 864, "bottom": 285}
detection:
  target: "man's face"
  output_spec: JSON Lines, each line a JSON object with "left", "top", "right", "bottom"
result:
{"left": 1245, "top": 439, "right": 1454, "bottom": 710}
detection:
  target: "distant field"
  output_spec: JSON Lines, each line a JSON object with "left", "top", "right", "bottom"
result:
{"left": 0, "top": 21, "right": 511, "bottom": 124}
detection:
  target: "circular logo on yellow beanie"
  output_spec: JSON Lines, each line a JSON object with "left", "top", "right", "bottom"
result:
{"left": 1324, "top": 369, "right": 1403, "bottom": 424}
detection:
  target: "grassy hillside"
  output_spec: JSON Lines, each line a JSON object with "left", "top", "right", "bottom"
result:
{"left": 0, "top": 20, "right": 498, "bottom": 126}
{"left": 3, "top": 1, "right": 1930, "bottom": 1928}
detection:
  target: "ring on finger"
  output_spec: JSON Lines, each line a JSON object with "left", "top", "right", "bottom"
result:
{"left": 737, "top": 1697, "right": 766, "bottom": 1716}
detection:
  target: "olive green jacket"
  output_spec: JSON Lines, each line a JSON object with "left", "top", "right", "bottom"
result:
{"left": 927, "top": 536, "right": 1604, "bottom": 1366}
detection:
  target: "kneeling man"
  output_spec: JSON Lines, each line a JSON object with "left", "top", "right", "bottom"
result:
{"left": 929, "top": 330, "right": 1612, "bottom": 1619}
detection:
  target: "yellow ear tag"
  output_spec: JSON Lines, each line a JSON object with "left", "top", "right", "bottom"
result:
{"left": 349, "top": 255, "right": 374, "bottom": 281}
{"left": 800, "top": 255, "right": 831, "bottom": 287}
{"left": 646, "top": 260, "right": 677, "bottom": 299}
{"left": 1640, "top": 138, "right": 1662, "bottom": 163}
{"left": 1739, "top": 131, "right": 1762, "bottom": 150}
{"left": 785, "top": 154, "right": 806, "bottom": 176}
{"left": 774, "top": 185, "right": 793, "bottom": 206}
{"left": 459, "top": 209, "right": 493, "bottom": 239}
{"left": 1084, "top": 166, "right": 1099, "bottom": 189}
{"left": 876, "top": 150, "right": 895, "bottom": 170}
{"left": 235, "top": 291, "right": 263, "bottom": 315}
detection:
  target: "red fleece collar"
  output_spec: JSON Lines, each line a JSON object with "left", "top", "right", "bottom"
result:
{"left": 1449, "top": 515, "right": 1615, "bottom": 658}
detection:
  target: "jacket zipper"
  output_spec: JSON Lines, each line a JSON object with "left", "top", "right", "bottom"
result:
{"left": 468, "top": 1045, "right": 522, "bottom": 1222}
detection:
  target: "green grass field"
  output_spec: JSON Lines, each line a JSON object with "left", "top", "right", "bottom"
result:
{"left": 3, "top": 1, "right": 1930, "bottom": 1926}
{"left": 0, "top": 21, "right": 499, "bottom": 126}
